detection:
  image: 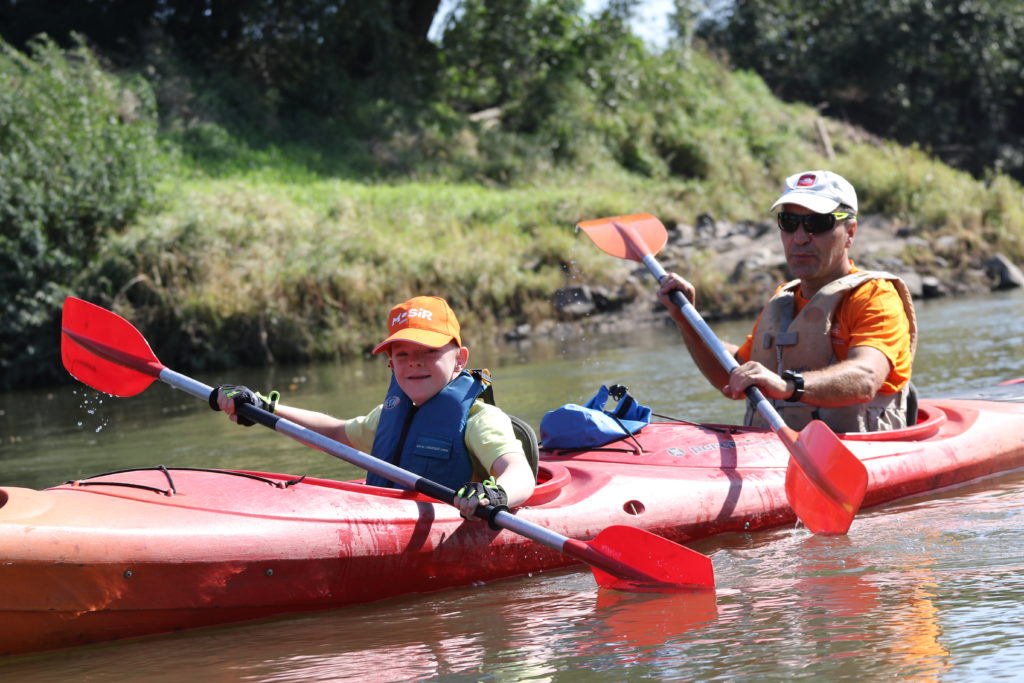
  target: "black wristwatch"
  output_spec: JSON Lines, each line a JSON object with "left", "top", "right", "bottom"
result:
{"left": 781, "top": 369, "right": 805, "bottom": 402}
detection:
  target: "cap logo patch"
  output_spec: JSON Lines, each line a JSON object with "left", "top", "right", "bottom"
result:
{"left": 797, "top": 174, "right": 816, "bottom": 187}
{"left": 392, "top": 308, "right": 433, "bottom": 328}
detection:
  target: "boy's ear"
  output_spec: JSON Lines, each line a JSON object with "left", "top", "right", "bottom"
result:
{"left": 455, "top": 345, "right": 469, "bottom": 371}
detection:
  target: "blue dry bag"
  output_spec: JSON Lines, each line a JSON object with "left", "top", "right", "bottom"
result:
{"left": 539, "top": 384, "right": 652, "bottom": 449}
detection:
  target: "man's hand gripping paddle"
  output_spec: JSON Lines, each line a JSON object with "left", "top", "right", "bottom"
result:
{"left": 577, "top": 213, "right": 868, "bottom": 535}
{"left": 60, "top": 296, "right": 715, "bottom": 591}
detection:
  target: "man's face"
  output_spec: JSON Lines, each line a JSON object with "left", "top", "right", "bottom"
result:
{"left": 779, "top": 203, "right": 856, "bottom": 288}
{"left": 387, "top": 340, "right": 468, "bottom": 405}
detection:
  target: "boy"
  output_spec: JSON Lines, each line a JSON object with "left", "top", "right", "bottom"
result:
{"left": 213, "top": 295, "right": 535, "bottom": 520}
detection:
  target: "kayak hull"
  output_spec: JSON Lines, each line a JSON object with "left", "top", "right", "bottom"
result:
{"left": 2, "top": 385, "right": 1023, "bottom": 656}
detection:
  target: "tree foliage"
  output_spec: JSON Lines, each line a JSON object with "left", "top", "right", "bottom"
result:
{"left": 440, "top": 0, "right": 587, "bottom": 114}
{"left": 699, "top": 0, "right": 1024, "bottom": 180}
{"left": 4, "top": 1, "right": 1021, "bottom": 181}
{"left": 0, "top": 0, "right": 442, "bottom": 109}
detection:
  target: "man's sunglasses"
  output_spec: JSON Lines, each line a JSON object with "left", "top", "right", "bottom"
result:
{"left": 777, "top": 211, "right": 855, "bottom": 234}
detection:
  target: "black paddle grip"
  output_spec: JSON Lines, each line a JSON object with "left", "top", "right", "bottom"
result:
{"left": 209, "top": 386, "right": 281, "bottom": 429}
{"left": 237, "top": 403, "right": 282, "bottom": 430}
{"left": 414, "top": 478, "right": 507, "bottom": 531}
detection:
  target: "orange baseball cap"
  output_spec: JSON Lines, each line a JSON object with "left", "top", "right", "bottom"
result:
{"left": 371, "top": 296, "right": 463, "bottom": 355}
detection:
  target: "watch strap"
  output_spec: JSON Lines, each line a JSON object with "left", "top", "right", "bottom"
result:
{"left": 782, "top": 369, "right": 805, "bottom": 402}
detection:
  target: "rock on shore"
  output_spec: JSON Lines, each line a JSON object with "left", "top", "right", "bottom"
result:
{"left": 529, "top": 215, "right": 1023, "bottom": 341}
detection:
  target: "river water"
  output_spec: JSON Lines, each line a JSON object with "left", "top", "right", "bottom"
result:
{"left": 2, "top": 289, "right": 1023, "bottom": 680}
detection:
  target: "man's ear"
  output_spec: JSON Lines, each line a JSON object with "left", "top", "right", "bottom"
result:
{"left": 845, "top": 218, "right": 858, "bottom": 248}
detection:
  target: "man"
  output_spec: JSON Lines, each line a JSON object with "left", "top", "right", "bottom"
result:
{"left": 657, "top": 170, "right": 917, "bottom": 432}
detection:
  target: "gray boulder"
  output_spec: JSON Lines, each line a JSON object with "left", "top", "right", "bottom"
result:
{"left": 984, "top": 254, "right": 1024, "bottom": 290}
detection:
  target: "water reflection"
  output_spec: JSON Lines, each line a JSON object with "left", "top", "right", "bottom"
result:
{"left": 590, "top": 589, "right": 719, "bottom": 649}
{"left": 884, "top": 573, "right": 951, "bottom": 681}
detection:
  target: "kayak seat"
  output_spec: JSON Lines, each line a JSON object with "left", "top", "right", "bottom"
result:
{"left": 906, "top": 381, "right": 918, "bottom": 427}
{"left": 509, "top": 414, "right": 540, "bottom": 479}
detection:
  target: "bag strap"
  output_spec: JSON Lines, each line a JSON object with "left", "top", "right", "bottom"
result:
{"left": 472, "top": 368, "right": 495, "bottom": 405}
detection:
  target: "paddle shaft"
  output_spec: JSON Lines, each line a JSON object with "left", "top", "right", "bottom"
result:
{"left": 637, "top": 254, "right": 787, "bottom": 432}
{"left": 642, "top": 253, "right": 859, "bottom": 495}
{"left": 577, "top": 216, "right": 865, "bottom": 533}
{"left": 152, "top": 366, "right": 664, "bottom": 581}
{"left": 630, "top": 229, "right": 856, "bottom": 512}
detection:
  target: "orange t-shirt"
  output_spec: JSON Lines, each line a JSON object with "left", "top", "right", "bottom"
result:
{"left": 735, "top": 275, "right": 913, "bottom": 394}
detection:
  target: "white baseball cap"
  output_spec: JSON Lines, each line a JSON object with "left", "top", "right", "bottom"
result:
{"left": 770, "top": 170, "right": 858, "bottom": 214}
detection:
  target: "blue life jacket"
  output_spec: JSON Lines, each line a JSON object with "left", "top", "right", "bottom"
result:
{"left": 366, "top": 370, "right": 486, "bottom": 490}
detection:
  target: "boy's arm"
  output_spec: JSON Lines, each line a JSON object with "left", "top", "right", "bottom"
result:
{"left": 214, "top": 385, "right": 352, "bottom": 446}
{"left": 453, "top": 450, "right": 535, "bottom": 522}
{"left": 272, "top": 403, "right": 353, "bottom": 447}
{"left": 489, "top": 452, "right": 536, "bottom": 507}
{"left": 455, "top": 405, "right": 537, "bottom": 519}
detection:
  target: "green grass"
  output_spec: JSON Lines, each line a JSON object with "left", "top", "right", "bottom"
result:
{"left": 86, "top": 174, "right": 633, "bottom": 369}
{"left": 91, "top": 125, "right": 1024, "bottom": 375}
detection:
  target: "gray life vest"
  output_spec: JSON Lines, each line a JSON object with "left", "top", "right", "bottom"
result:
{"left": 744, "top": 270, "right": 918, "bottom": 433}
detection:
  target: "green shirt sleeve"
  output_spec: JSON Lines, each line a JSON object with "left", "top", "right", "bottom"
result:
{"left": 465, "top": 401, "right": 526, "bottom": 479}
{"left": 344, "top": 404, "right": 382, "bottom": 453}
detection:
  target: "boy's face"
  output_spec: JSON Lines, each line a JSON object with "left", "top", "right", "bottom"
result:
{"left": 387, "top": 340, "right": 468, "bottom": 405}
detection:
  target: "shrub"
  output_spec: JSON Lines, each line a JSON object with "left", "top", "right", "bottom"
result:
{"left": 0, "top": 35, "right": 162, "bottom": 388}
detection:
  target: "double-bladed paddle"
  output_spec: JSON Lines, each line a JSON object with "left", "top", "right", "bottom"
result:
{"left": 577, "top": 213, "right": 868, "bottom": 535}
{"left": 60, "top": 296, "right": 715, "bottom": 592}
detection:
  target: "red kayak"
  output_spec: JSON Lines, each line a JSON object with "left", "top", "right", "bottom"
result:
{"left": 2, "top": 380, "right": 1023, "bottom": 656}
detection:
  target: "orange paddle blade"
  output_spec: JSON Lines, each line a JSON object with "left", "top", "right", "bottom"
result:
{"left": 576, "top": 213, "right": 668, "bottom": 262}
{"left": 61, "top": 297, "right": 165, "bottom": 397}
{"left": 569, "top": 525, "right": 715, "bottom": 592}
{"left": 782, "top": 421, "right": 868, "bottom": 534}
